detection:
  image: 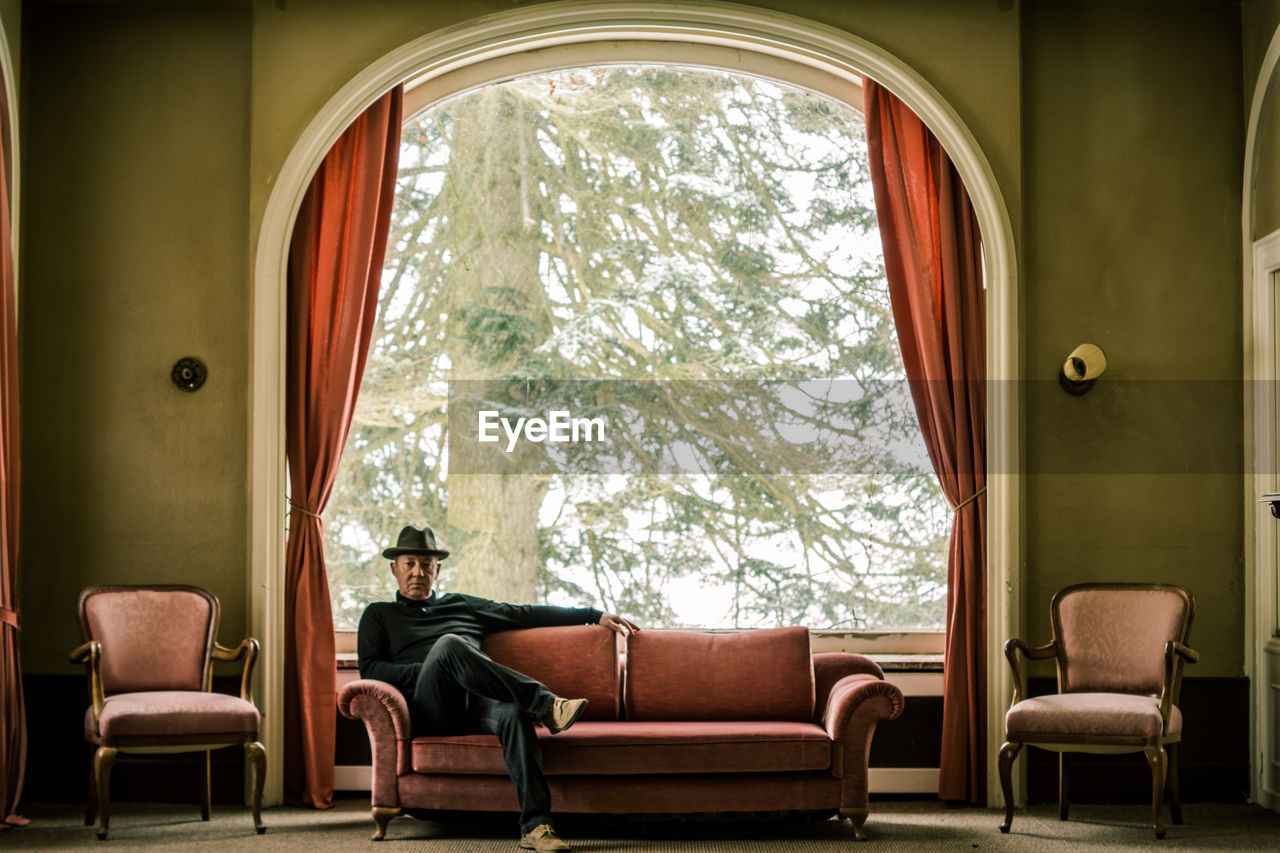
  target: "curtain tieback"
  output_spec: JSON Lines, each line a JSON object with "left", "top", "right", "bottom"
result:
{"left": 0, "top": 605, "right": 18, "bottom": 630}
{"left": 288, "top": 501, "right": 322, "bottom": 519}
{"left": 952, "top": 486, "right": 986, "bottom": 513}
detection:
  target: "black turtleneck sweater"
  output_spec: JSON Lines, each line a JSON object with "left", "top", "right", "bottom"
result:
{"left": 356, "top": 590, "right": 604, "bottom": 695}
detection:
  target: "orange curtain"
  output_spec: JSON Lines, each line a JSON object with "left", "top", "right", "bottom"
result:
{"left": 284, "top": 85, "right": 403, "bottom": 808}
{"left": 862, "top": 77, "right": 987, "bottom": 803}
{"left": 0, "top": 108, "right": 22, "bottom": 828}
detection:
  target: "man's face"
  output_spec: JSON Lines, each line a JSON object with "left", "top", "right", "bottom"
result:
{"left": 391, "top": 554, "right": 440, "bottom": 601}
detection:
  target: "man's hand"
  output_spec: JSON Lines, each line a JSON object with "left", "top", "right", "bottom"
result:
{"left": 598, "top": 613, "right": 641, "bottom": 636}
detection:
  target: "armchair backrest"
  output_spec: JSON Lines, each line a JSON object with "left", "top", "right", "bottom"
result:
{"left": 78, "top": 585, "right": 218, "bottom": 694}
{"left": 1052, "top": 583, "right": 1193, "bottom": 695}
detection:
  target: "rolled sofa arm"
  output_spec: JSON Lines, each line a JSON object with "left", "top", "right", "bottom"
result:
{"left": 813, "top": 653, "right": 886, "bottom": 719}
{"left": 823, "top": 673, "right": 905, "bottom": 798}
{"left": 338, "top": 679, "right": 413, "bottom": 807}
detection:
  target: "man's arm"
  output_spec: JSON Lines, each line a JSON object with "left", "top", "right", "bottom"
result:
{"left": 356, "top": 605, "right": 421, "bottom": 695}
{"left": 469, "top": 597, "right": 640, "bottom": 635}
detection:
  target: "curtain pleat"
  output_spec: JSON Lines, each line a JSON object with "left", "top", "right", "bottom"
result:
{"left": 284, "top": 85, "right": 403, "bottom": 808}
{"left": 0, "top": 106, "right": 23, "bottom": 828}
{"left": 863, "top": 77, "right": 988, "bottom": 803}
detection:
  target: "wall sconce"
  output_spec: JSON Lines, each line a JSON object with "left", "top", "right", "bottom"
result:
{"left": 1059, "top": 343, "right": 1106, "bottom": 396}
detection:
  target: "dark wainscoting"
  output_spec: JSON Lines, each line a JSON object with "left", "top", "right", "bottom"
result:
{"left": 335, "top": 710, "right": 372, "bottom": 767}
{"left": 25, "top": 673, "right": 1248, "bottom": 805}
{"left": 1024, "top": 676, "right": 1249, "bottom": 804}
{"left": 867, "top": 694, "right": 943, "bottom": 769}
{"left": 23, "top": 674, "right": 246, "bottom": 804}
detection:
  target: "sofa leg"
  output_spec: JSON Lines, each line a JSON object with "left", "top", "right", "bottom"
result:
{"left": 371, "top": 806, "right": 402, "bottom": 841}
{"left": 839, "top": 807, "right": 869, "bottom": 841}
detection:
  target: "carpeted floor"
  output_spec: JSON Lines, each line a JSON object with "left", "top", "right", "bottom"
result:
{"left": 5, "top": 797, "right": 1280, "bottom": 851}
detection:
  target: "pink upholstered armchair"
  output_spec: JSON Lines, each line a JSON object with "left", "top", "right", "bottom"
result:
{"left": 997, "top": 583, "right": 1198, "bottom": 839}
{"left": 70, "top": 585, "right": 267, "bottom": 840}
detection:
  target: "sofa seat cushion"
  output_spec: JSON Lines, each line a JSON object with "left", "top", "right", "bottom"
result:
{"left": 1005, "top": 692, "right": 1182, "bottom": 740}
{"left": 411, "top": 720, "right": 832, "bottom": 775}
{"left": 87, "top": 691, "right": 260, "bottom": 740}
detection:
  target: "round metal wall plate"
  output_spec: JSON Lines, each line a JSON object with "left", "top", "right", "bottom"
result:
{"left": 172, "top": 357, "right": 207, "bottom": 392}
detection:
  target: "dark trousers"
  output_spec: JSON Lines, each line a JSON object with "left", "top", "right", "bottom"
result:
{"left": 409, "top": 634, "right": 557, "bottom": 833}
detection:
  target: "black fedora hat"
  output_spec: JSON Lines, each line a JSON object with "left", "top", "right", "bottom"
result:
{"left": 382, "top": 525, "right": 450, "bottom": 560}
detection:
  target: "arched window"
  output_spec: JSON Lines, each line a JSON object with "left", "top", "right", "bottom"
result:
{"left": 323, "top": 64, "right": 950, "bottom": 632}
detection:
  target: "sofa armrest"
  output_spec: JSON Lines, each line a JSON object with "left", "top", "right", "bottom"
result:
{"left": 338, "top": 679, "right": 412, "bottom": 807}
{"left": 813, "top": 652, "right": 885, "bottom": 720}
{"left": 823, "top": 673, "right": 905, "bottom": 810}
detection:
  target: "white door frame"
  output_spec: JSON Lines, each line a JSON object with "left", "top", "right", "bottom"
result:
{"left": 1243, "top": 19, "right": 1280, "bottom": 812}
{"left": 248, "top": 0, "right": 1021, "bottom": 806}
{"left": 1249, "top": 229, "right": 1280, "bottom": 810}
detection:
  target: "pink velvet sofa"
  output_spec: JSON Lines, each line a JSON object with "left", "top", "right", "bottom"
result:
{"left": 338, "top": 625, "right": 904, "bottom": 841}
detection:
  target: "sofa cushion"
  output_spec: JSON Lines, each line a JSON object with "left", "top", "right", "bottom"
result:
{"left": 483, "top": 625, "right": 619, "bottom": 720}
{"left": 410, "top": 720, "right": 832, "bottom": 775}
{"left": 625, "top": 627, "right": 814, "bottom": 721}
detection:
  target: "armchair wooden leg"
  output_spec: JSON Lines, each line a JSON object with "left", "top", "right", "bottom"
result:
{"left": 1059, "top": 752, "right": 1071, "bottom": 821}
{"left": 1167, "top": 742, "right": 1183, "bottom": 825}
{"left": 371, "top": 806, "right": 401, "bottom": 841}
{"left": 245, "top": 741, "right": 267, "bottom": 835}
{"left": 1144, "top": 744, "right": 1168, "bottom": 840}
{"left": 93, "top": 746, "right": 117, "bottom": 841}
{"left": 838, "top": 807, "right": 869, "bottom": 841}
{"left": 200, "top": 751, "right": 211, "bottom": 821}
{"left": 84, "top": 760, "right": 97, "bottom": 827}
{"left": 998, "top": 741, "right": 1022, "bottom": 834}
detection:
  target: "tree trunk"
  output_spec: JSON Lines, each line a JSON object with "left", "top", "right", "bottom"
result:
{"left": 443, "top": 88, "right": 550, "bottom": 603}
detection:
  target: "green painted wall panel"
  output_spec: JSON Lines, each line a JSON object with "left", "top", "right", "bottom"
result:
{"left": 19, "top": 2, "right": 252, "bottom": 672}
{"left": 1023, "top": 1, "right": 1243, "bottom": 674}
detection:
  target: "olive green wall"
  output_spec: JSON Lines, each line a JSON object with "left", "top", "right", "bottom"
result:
{"left": 1247, "top": 1, "right": 1280, "bottom": 238}
{"left": 12, "top": 0, "right": 1251, "bottom": 681}
{"left": 1022, "top": 1, "right": 1244, "bottom": 674}
{"left": 18, "top": 1, "right": 252, "bottom": 672}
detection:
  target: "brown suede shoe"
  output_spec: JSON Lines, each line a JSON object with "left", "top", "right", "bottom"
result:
{"left": 542, "top": 697, "right": 588, "bottom": 734}
{"left": 519, "top": 823, "right": 571, "bottom": 851}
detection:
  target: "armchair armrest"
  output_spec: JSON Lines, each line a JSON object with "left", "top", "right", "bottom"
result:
{"left": 69, "top": 640, "right": 104, "bottom": 727}
{"left": 1159, "top": 640, "right": 1200, "bottom": 728}
{"left": 1168, "top": 640, "right": 1199, "bottom": 664}
{"left": 213, "top": 637, "right": 260, "bottom": 705}
{"left": 1003, "top": 638, "right": 1058, "bottom": 705}
{"left": 338, "top": 679, "right": 413, "bottom": 806}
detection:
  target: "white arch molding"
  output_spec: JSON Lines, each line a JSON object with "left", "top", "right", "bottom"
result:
{"left": 250, "top": 0, "right": 1021, "bottom": 807}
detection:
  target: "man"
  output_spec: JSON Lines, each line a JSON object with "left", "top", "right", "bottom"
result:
{"left": 357, "top": 524, "right": 640, "bottom": 852}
